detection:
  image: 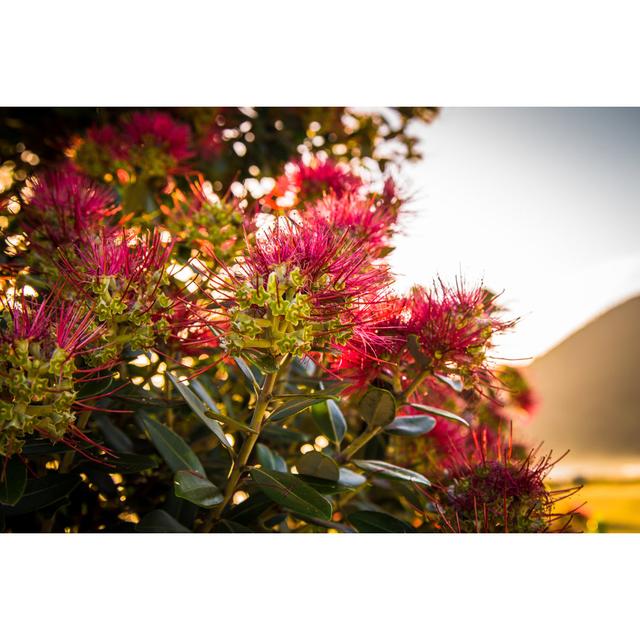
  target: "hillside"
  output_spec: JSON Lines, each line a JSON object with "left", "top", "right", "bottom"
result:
{"left": 521, "top": 296, "right": 640, "bottom": 462}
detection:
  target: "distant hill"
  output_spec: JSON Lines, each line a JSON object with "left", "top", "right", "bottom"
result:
{"left": 521, "top": 296, "right": 640, "bottom": 461}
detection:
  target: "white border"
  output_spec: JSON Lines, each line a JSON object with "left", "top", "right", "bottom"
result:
{"left": 2, "top": 1, "right": 639, "bottom": 637}
{"left": 2, "top": 0, "right": 639, "bottom": 105}
{"left": 0, "top": 534, "right": 637, "bottom": 638}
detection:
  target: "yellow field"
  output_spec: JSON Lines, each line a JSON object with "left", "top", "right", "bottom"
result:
{"left": 551, "top": 480, "right": 640, "bottom": 533}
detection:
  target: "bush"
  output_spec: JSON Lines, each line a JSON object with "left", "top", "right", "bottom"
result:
{"left": 0, "top": 107, "right": 580, "bottom": 532}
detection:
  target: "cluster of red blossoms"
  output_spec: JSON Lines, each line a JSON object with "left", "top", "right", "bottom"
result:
{"left": 260, "top": 157, "right": 404, "bottom": 258}
{"left": 0, "top": 165, "right": 181, "bottom": 450}
{"left": 0, "top": 292, "right": 113, "bottom": 455}
{"left": 335, "top": 278, "right": 514, "bottom": 395}
{"left": 23, "top": 169, "right": 119, "bottom": 249}
{"left": 75, "top": 110, "right": 194, "bottom": 180}
{"left": 418, "top": 429, "right": 581, "bottom": 532}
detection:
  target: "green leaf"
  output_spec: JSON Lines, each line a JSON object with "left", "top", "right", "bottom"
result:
{"left": 167, "top": 372, "right": 232, "bottom": 452}
{"left": 227, "top": 492, "right": 272, "bottom": 524}
{"left": 384, "top": 415, "right": 437, "bottom": 436}
{"left": 312, "top": 399, "right": 347, "bottom": 446}
{"left": 214, "top": 520, "right": 254, "bottom": 533}
{"left": 410, "top": 403, "right": 469, "bottom": 427}
{"left": 358, "top": 388, "right": 396, "bottom": 427}
{"left": 353, "top": 460, "right": 430, "bottom": 486}
{"left": 190, "top": 379, "right": 252, "bottom": 432}
{"left": 136, "top": 412, "right": 205, "bottom": 475}
{"left": 434, "top": 373, "right": 464, "bottom": 393}
{"left": 256, "top": 443, "right": 287, "bottom": 472}
{"left": 296, "top": 451, "right": 339, "bottom": 482}
{"left": 203, "top": 410, "right": 254, "bottom": 433}
{"left": 267, "top": 396, "right": 328, "bottom": 423}
{"left": 0, "top": 458, "right": 27, "bottom": 506}
{"left": 250, "top": 468, "right": 332, "bottom": 521}
{"left": 262, "top": 424, "right": 311, "bottom": 444}
{"left": 106, "top": 452, "right": 159, "bottom": 473}
{"left": 2, "top": 474, "right": 81, "bottom": 516}
{"left": 174, "top": 470, "right": 223, "bottom": 508}
{"left": 188, "top": 378, "right": 220, "bottom": 413}
{"left": 137, "top": 509, "right": 190, "bottom": 533}
{"left": 349, "top": 511, "right": 415, "bottom": 533}
{"left": 234, "top": 357, "right": 260, "bottom": 394}
{"left": 95, "top": 414, "right": 134, "bottom": 453}
{"left": 338, "top": 467, "right": 367, "bottom": 488}
{"left": 293, "top": 356, "right": 316, "bottom": 377}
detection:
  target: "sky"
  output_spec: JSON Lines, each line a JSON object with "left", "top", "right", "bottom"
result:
{"left": 390, "top": 107, "right": 640, "bottom": 362}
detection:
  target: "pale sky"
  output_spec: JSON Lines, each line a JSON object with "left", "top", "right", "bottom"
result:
{"left": 391, "top": 108, "right": 640, "bottom": 362}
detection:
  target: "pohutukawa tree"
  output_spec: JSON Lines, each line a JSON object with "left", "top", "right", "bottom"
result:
{"left": 0, "top": 108, "right": 581, "bottom": 532}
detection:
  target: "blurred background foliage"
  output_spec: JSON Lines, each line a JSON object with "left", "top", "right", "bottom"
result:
{"left": 0, "top": 106, "right": 439, "bottom": 209}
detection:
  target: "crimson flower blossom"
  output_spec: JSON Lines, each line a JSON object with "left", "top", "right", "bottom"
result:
{"left": 0, "top": 293, "right": 113, "bottom": 455}
{"left": 304, "top": 191, "right": 401, "bottom": 256}
{"left": 421, "top": 429, "right": 581, "bottom": 533}
{"left": 24, "top": 169, "right": 119, "bottom": 248}
{"left": 122, "top": 111, "right": 193, "bottom": 175}
{"left": 262, "top": 157, "right": 363, "bottom": 209}
{"left": 406, "top": 280, "right": 515, "bottom": 383}
{"left": 331, "top": 295, "right": 409, "bottom": 390}
{"left": 201, "top": 217, "right": 391, "bottom": 358}
{"left": 57, "top": 228, "right": 176, "bottom": 362}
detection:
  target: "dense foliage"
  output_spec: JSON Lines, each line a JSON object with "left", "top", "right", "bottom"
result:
{"left": 0, "top": 107, "right": 580, "bottom": 533}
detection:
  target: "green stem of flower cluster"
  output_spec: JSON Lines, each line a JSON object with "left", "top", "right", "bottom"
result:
{"left": 401, "top": 368, "right": 432, "bottom": 403}
{"left": 340, "top": 425, "right": 383, "bottom": 463}
{"left": 340, "top": 368, "right": 433, "bottom": 464}
{"left": 201, "top": 354, "right": 290, "bottom": 532}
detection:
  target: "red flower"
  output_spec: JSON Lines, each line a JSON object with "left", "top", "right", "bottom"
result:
{"left": 60, "top": 228, "right": 173, "bottom": 281}
{"left": 1, "top": 293, "right": 103, "bottom": 359}
{"left": 422, "top": 429, "right": 580, "bottom": 532}
{"left": 24, "top": 169, "right": 119, "bottom": 247}
{"left": 123, "top": 111, "right": 193, "bottom": 165}
{"left": 202, "top": 217, "right": 391, "bottom": 357}
{"left": 56, "top": 228, "right": 176, "bottom": 361}
{"left": 406, "top": 280, "right": 515, "bottom": 381}
{"left": 0, "top": 292, "right": 122, "bottom": 455}
{"left": 262, "top": 156, "right": 362, "bottom": 209}
{"left": 331, "top": 295, "right": 408, "bottom": 389}
{"left": 86, "top": 124, "right": 127, "bottom": 160}
{"left": 304, "top": 192, "right": 400, "bottom": 255}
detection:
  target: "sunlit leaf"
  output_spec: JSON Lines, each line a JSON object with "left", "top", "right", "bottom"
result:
{"left": 384, "top": 415, "right": 437, "bottom": 436}
{"left": 296, "top": 451, "right": 339, "bottom": 482}
{"left": 250, "top": 468, "right": 332, "bottom": 520}
{"left": 353, "top": 459, "right": 430, "bottom": 486}
{"left": 137, "top": 509, "right": 190, "bottom": 533}
{"left": 434, "top": 373, "right": 464, "bottom": 393}
{"left": 136, "top": 412, "right": 205, "bottom": 475}
{"left": 267, "top": 396, "right": 328, "bottom": 423}
{"left": 256, "top": 443, "right": 288, "bottom": 472}
{"left": 338, "top": 467, "right": 367, "bottom": 488}
{"left": 312, "top": 399, "right": 347, "bottom": 446}
{"left": 174, "top": 470, "right": 223, "bottom": 508}
{"left": 358, "top": 388, "right": 396, "bottom": 427}
{"left": 349, "top": 510, "right": 414, "bottom": 533}
{"left": 167, "top": 372, "right": 232, "bottom": 452}
{"left": 410, "top": 403, "right": 469, "bottom": 426}
{"left": 234, "top": 357, "right": 261, "bottom": 394}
